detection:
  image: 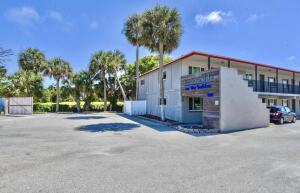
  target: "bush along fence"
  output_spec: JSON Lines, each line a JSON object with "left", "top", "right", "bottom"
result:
{"left": 33, "top": 102, "right": 124, "bottom": 113}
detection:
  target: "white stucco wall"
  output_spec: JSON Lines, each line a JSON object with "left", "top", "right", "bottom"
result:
{"left": 220, "top": 68, "right": 269, "bottom": 132}
{"left": 139, "top": 61, "right": 183, "bottom": 122}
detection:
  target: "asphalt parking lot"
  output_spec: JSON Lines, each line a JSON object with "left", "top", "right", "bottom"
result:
{"left": 1, "top": 113, "right": 300, "bottom": 193}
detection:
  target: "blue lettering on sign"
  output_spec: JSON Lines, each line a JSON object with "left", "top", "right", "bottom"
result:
{"left": 184, "top": 82, "right": 212, "bottom": 91}
{"left": 207, "top": 93, "right": 214, "bottom": 97}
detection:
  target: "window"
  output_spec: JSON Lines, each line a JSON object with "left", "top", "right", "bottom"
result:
{"left": 140, "top": 79, "right": 145, "bottom": 85}
{"left": 189, "top": 97, "right": 203, "bottom": 111}
{"left": 267, "top": 98, "right": 276, "bottom": 107}
{"left": 282, "top": 79, "right": 288, "bottom": 89}
{"left": 188, "top": 66, "right": 204, "bottom": 75}
{"left": 244, "top": 74, "right": 253, "bottom": 86}
{"left": 159, "top": 98, "right": 166, "bottom": 105}
{"left": 163, "top": 71, "right": 167, "bottom": 80}
{"left": 243, "top": 74, "right": 253, "bottom": 81}
{"left": 268, "top": 77, "right": 276, "bottom": 87}
{"left": 268, "top": 77, "right": 275, "bottom": 83}
{"left": 282, "top": 99, "right": 288, "bottom": 107}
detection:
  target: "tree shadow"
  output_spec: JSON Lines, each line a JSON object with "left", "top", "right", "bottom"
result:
{"left": 66, "top": 115, "right": 105, "bottom": 120}
{"left": 75, "top": 123, "right": 140, "bottom": 132}
{"left": 118, "top": 114, "right": 175, "bottom": 132}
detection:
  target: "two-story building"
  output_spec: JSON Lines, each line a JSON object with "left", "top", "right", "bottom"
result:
{"left": 138, "top": 51, "right": 300, "bottom": 125}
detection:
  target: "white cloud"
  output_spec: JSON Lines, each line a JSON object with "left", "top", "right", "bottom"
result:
{"left": 288, "top": 56, "right": 296, "bottom": 60}
{"left": 47, "top": 11, "right": 63, "bottom": 22}
{"left": 247, "top": 14, "right": 264, "bottom": 22}
{"left": 5, "top": 6, "right": 41, "bottom": 27}
{"left": 195, "top": 11, "right": 233, "bottom": 27}
{"left": 89, "top": 20, "right": 99, "bottom": 29}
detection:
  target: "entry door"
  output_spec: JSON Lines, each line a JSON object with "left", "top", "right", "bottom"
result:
{"left": 259, "top": 74, "right": 265, "bottom": 92}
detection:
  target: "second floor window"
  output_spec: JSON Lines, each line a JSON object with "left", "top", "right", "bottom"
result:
{"left": 140, "top": 79, "right": 145, "bottom": 85}
{"left": 268, "top": 77, "right": 276, "bottom": 86}
{"left": 188, "top": 66, "right": 204, "bottom": 75}
{"left": 243, "top": 74, "right": 253, "bottom": 81}
{"left": 243, "top": 74, "right": 253, "bottom": 86}
{"left": 282, "top": 80, "right": 288, "bottom": 89}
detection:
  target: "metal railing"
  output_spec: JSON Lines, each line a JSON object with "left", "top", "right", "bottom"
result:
{"left": 246, "top": 80, "right": 300, "bottom": 94}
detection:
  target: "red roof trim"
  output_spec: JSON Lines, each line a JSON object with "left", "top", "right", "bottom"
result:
{"left": 139, "top": 51, "right": 300, "bottom": 77}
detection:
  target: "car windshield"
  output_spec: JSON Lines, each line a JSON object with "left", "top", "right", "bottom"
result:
{"left": 270, "top": 107, "right": 281, "bottom": 113}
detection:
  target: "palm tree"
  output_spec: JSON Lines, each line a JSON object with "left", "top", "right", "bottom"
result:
{"left": 19, "top": 48, "right": 46, "bottom": 73}
{"left": 18, "top": 48, "right": 46, "bottom": 97}
{"left": 44, "top": 58, "right": 73, "bottom": 112}
{"left": 123, "top": 13, "right": 143, "bottom": 100}
{"left": 72, "top": 72, "right": 84, "bottom": 112}
{"left": 89, "top": 51, "right": 111, "bottom": 111}
{"left": 109, "top": 50, "right": 127, "bottom": 101}
{"left": 142, "top": 5, "right": 183, "bottom": 121}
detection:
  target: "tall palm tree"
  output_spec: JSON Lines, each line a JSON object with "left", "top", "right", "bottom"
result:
{"left": 18, "top": 48, "right": 46, "bottom": 97}
{"left": 89, "top": 51, "right": 111, "bottom": 111}
{"left": 123, "top": 13, "right": 143, "bottom": 100}
{"left": 142, "top": 5, "right": 183, "bottom": 121}
{"left": 44, "top": 58, "right": 73, "bottom": 112}
{"left": 19, "top": 48, "right": 46, "bottom": 73}
{"left": 109, "top": 50, "right": 127, "bottom": 101}
{"left": 72, "top": 72, "right": 85, "bottom": 112}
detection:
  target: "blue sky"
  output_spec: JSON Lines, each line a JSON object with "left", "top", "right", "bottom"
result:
{"left": 1, "top": 0, "right": 300, "bottom": 85}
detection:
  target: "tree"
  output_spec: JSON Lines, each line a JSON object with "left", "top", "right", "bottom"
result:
{"left": 44, "top": 58, "right": 73, "bottom": 112}
{"left": 0, "top": 47, "right": 13, "bottom": 65}
{"left": 89, "top": 51, "right": 111, "bottom": 111}
{"left": 71, "top": 73, "right": 84, "bottom": 112}
{"left": 0, "top": 65, "right": 7, "bottom": 96}
{"left": 142, "top": 5, "right": 183, "bottom": 121}
{"left": 19, "top": 48, "right": 46, "bottom": 73}
{"left": 123, "top": 13, "right": 143, "bottom": 100}
{"left": 4, "top": 70, "right": 43, "bottom": 98}
{"left": 109, "top": 50, "right": 127, "bottom": 101}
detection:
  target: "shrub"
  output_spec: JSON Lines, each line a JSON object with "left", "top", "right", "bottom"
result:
{"left": 33, "top": 101, "right": 124, "bottom": 113}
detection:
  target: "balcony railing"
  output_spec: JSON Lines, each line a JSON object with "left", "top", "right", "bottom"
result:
{"left": 246, "top": 80, "right": 300, "bottom": 94}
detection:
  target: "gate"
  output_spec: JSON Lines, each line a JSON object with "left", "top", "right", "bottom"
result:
{"left": 8, "top": 97, "right": 33, "bottom": 115}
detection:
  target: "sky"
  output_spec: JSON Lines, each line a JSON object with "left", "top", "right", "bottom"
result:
{"left": 1, "top": 0, "right": 300, "bottom": 86}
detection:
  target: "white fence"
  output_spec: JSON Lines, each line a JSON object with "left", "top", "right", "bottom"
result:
{"left": 124, "top": 100, "right": 146, "bottom": 116}
{"left": 8, "top": 97, "right": 33, "bottom": 115}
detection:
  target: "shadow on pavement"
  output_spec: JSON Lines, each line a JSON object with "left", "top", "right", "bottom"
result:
{"left": 119, "top": 114, "right": 175, "bottom": 132}
{"left": 75, "top": 123, "right": 140, "bottom": 132}
{"left": 66, "top": 115, "right": 105, "bottom": 120}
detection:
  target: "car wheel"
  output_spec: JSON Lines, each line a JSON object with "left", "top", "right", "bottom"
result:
{"left": 292, "top": 117, "right": 297, "bottom": 123}
{"left": 279, "top": 117, "right": 284, "bottom": 125}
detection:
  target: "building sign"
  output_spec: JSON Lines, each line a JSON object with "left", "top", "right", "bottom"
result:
{"left": 181, "top": 69, "right": 219, "bottom": 96}
{"left": 184, "top": 82, "right": 212, "bottom": 91}
{"left": 181, "top": 69, "right": 220, "bottom": 130}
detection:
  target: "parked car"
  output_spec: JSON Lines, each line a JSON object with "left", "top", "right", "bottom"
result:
{"left": 269, "top": 106, "right": 297, "bottom": 124}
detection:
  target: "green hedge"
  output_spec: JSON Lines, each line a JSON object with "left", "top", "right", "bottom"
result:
{"left": 34, "top": 102, "right": 123, "bottom": 112}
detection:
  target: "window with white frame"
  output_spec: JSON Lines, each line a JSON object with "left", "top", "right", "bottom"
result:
{"left": 268, "top": 77, "right": 276, "bottom": 87}
{"left": 188, "top": 66, "right": 204, "bottom": 75}
{"left": 243, "top": 74, "right": 253, "bottom": 81}
{"left": 267, "top": 98, "right": 276, "bottom": 107}
{"left": 140, "top": 79, "right": 145, "bottom": 85}
{"left": 188, "top": 97, "right": 203, "bottom": 111}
